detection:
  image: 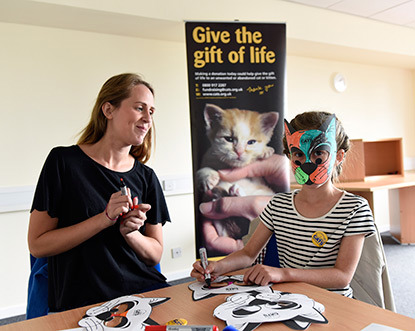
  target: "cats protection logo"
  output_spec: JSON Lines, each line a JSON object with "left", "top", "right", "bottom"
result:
{"left": 311, "top": 231, "right": 328, "bottom": 247}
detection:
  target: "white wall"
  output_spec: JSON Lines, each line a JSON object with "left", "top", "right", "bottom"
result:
{"left": 1, "top": 0, "right": 414, "bottom": 319}
{"left": 286, "top": 56, "right": 415, "bottom": 155}
{"left": 0, "top": 22, "right": 193, "bottom": 318}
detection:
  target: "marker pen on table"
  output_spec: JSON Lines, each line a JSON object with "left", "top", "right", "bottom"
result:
{"left": 223, "top": 326, "right": 238, "bottom": 331}
{"left": 145, "top": 326, "right": 218, "bottom": 331}
{"left": 199, "top": 247, "right": 211, "bottom": 287}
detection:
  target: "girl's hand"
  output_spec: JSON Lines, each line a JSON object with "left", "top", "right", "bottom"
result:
{"left": 243, "top": 264, "right": 284, "bottom": 286}
{"left": 119, "top": 197, "right": 151, "bottom": 235}
{"left": 191, "top": 259, "right": 219, "bottom": 283}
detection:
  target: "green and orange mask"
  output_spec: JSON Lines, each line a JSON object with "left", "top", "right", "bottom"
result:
{"left": 284, "top": 114, "right": 337, "bottom": 186}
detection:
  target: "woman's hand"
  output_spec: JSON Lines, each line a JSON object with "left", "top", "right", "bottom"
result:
{"left": 104, "top": 188, "right": 134, "bottom": 224}
{"left": 120, "top": 198, "right": 151, "bottom": 236}
{"left": 117, "top": 197, "right": 162, "bottom": 266}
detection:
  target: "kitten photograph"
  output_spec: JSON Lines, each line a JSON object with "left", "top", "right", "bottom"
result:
{"left": 196, "top": 103, "right": 279, "bottom": 254}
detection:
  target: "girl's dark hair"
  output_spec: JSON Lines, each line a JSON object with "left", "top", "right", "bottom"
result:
{"left": 77, "top": 73, "right": 155, "bottom": 164}
{"left": 283, "top": 111, "right": 350, "bottom": 179}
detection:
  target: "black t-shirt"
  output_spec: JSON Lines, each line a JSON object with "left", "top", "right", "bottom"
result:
{"left": 31, "top": 145, "right": 171, "bottom": 312}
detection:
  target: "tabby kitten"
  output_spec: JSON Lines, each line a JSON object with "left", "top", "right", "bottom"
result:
{"left": 197, "top": 103, "right": 279, "bottom": 239}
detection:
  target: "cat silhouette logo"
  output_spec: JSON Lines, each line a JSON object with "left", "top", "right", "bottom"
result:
{"left": 213, "top": 291, "right": 328, "bottom": 331}
{"left": 78, "top": 295, "right": 170, "bottom": 330}
{"left": 188, "top": 275, "right": 273, "bottom": 301}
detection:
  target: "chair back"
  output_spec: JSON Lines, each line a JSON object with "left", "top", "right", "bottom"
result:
{"left": 26, "top": 255, "right": 49, "bottom": 319}
{"left": 350, "top": 225, "right": 396, "bottom": 311}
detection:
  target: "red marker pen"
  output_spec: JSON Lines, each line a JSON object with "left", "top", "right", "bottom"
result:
{"left": 145, "top": 326, "right": 218, "bottom": 331}
{"left": 120, "top": 178, "right": 131, "bottom": 213}
{"left": 120, "top": 178, "right": 128, "bottom": 196}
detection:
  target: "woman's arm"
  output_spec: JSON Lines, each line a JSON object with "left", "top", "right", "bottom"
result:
{"left": 28, "top": 209, "right": 114, "bottom": 258}
{"left": 119, "top": 200, "right": 163, "bottom": 266}
{"left": 123, "top": 223, "right": 163, "bottom": 266}
{"left": 28, "top": 190, "right": 132, "bottom": 258}
{"left": 243, "top": 233, "right": 365, "bottom": 287}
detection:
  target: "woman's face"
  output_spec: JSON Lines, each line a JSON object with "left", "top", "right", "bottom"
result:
{"left": 109, "top": 84, "right": 155, "bottom": 146}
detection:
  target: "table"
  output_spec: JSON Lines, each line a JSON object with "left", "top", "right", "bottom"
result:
{"left": 3, "top": 278, "right": 415, "bottom": 330}
{"left": 336, "top": 173, "right": 415, "bottom": 244}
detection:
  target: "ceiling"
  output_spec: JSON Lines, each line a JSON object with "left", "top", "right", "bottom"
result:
{"left": 1, "top": 0, "right": 414, "bottom": 68}
{"left": 281, "top": 0, "right": 415, "bottom": 30}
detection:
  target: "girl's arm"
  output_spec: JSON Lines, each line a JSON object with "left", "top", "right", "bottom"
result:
{"left": 244, "top": 233, "right": 365, "bottom": 287}
{"left": 191, "top": 221, "right": 273, "bottom": 281}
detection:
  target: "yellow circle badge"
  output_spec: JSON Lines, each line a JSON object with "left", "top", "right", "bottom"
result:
{"left": 311, "top": 231, "right": 328, "bottom": 247}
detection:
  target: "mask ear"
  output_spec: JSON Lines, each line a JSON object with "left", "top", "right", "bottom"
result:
{"left": 318, "top": 114, "right": 336, "bottom": 133}
{"left": 284, "top": 119, "right": 295, "bottom": 135}
{"left": 320, "top": 115, "right": 337, "bottom": 155}
{"left": 284, "top": 119, "right": 296, "bottom": 153}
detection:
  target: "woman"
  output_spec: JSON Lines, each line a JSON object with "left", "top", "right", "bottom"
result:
{"left": 28, "top": 73, "right": 170, "bottom": 312}
{"left": 191, "top": 111, "right": 375, "bottom": 298}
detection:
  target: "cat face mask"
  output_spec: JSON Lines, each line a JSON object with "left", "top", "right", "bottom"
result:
{"left": 284, "top": 115, "right": 337, "bottom": 186}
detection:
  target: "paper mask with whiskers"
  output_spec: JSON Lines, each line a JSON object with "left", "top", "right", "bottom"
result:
{"left": 214, "top": 291, "right": 328, "bottom": 331}
{"left": 78, "top": 295, "right": 169, "bottom": 330}
{"left": 188, "top": 275, "right": 273, "bottom": 301}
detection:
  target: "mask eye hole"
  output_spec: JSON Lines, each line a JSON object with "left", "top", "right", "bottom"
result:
{"left": 232, "top": 305, "right": 261, "bottom": 316}
{"left": 266, "top": 300, "right": 299, "bottom": 309}
{"left": 310, "top": 149, "right": 329, "bottom": 164}
{"left": 291, "top": 148, "right": 305, "bottom": 165}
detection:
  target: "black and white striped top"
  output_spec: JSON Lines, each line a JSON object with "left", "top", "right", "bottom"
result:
{"left": 259, "top": 190, "right": 375, "bottom": 297}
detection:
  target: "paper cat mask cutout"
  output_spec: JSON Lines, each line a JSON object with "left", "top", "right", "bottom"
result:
{"left": 284, "top": 114, "right": 337, "bottom": 186}
{"left": 188, "top": 275, "right": 273, "bottom": 301}
{"left": 78, "top": 295, "right": 169, "bottom": 330}
{"left": 214, "top": 291, "right": 328, "bottom": 331}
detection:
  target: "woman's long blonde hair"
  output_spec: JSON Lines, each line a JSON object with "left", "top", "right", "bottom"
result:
{"left": 77, "top": 73, "right": 155, "bottom": 164}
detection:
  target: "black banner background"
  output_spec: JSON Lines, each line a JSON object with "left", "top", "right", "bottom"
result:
{"left": 185, "top": 22, "right": 287, "bottom": 258}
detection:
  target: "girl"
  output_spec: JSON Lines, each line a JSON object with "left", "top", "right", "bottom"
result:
{"left": 191, "top": 111, "right": 374, "bottom": 297}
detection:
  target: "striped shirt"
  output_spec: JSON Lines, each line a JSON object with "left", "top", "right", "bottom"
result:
{"left": 259, "top": 190, "right": 375, "bottom": 297}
